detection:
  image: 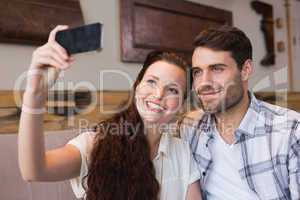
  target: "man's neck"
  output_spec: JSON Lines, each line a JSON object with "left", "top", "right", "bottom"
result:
{"left": 215, "top": 92, "right": 250, "bottom": 144}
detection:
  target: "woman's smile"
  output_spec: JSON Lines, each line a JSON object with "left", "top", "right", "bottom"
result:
{"left": 145, "top": 100, "right": 166, "bottom": 113}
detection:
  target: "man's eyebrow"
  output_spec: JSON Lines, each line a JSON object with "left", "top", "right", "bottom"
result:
{"left": 209, "top": 63, "right": 228, "bottom": 68}
{"left": 192, "top": 63, "right": 228, "bottom": 69}
{"left": 191, "top": 66, "right": 202, "bottom": 70}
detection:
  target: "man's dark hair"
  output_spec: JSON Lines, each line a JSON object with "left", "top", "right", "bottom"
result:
{"left": 193, "top": 26, "right": 253, "bottom": 70}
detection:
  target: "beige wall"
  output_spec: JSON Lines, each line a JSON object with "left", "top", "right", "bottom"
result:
{"left": 292, "top": 0, "right": 300, "bottom": 91}
{"left": 0, "top": 0, "right": 298, "bottom": 91}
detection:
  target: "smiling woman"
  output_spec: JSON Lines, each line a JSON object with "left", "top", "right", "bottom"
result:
{"left": 135, "top": 60, "right": 187, "bottom": 125}
{"left": 18, "top": 26, "right": 202, "bottom": 200}
{"left": 80, "top": 51, "right": 201, "bottom": 200}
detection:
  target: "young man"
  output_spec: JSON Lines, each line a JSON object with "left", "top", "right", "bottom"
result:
{"left": 180, "top": 26, "right": 300, "bottom": 199}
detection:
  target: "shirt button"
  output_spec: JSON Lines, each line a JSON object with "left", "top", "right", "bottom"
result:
{"left": 202, "top": 172, "right": 206, "bottom": 176}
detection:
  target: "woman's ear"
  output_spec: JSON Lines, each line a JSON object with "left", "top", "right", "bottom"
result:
{"left": 241, "top": 59, "right": 253, "bottom": 81}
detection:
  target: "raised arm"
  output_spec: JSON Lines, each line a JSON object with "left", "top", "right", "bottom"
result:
{"left": 18, "top": 25, "right": 81, "bottom": 182}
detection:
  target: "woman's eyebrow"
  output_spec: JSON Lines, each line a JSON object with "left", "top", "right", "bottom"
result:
{"left": 145, "top": 75, "right": 159, "bottom": 80}
{"left": 145, "top": 75, "right": 181, "bottom": 87}
{"left": 166, "top": 83, "right": 179, "bottom": 87}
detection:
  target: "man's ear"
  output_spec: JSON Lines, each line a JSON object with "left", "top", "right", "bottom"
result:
{"left": 241, "top": 59, "right": 253, "bottom": 81}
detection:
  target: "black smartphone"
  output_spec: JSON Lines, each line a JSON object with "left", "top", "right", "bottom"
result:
{"left": 55, "top": 23, "right": 103, "bottom": 55}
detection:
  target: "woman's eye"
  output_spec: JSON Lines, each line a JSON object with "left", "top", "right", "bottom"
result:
{"left": 168, "top": 88, "right": 179, "bottom": 95}
{"left": 146, "top": 79, "right": 156, "bottom": 85}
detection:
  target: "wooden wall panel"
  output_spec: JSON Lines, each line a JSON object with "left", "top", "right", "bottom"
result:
{"left": 120, "top": 0, "right": 232, "bottom": 63}
{"left": 0, "top": 0, "right": 84, "bottom": 45}
{"left": 133, "top": 4, "right": 220, "bottom": 51}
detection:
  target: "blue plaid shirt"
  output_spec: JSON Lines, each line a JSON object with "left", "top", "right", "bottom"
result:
{"left": 179, "top": 93, "right": 300, "bottom": 200}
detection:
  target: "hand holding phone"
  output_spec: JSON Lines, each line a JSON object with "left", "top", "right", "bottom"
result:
{"left": 55, "top": 23, "right": 103, "bottom": 55}
{"left": 27, "top": 23, "right": 103, "bottom": 94}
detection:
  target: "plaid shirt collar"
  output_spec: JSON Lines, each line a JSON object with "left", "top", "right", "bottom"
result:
{"left": 200, "top": 92, "right": 261, "bottom": 142}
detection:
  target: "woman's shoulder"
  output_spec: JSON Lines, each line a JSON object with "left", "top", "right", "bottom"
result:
{"left": 80, "top": 130, "right": 97, "bottom": 139}
{"left": 168, "top": 134, "right": 189, "bottom": 145}
{"left": 69, "top": 130, "right": 97, "bottom": 143}
{"left": 67, "top": 130, "right": 98, "bottom": 154}
{"left": 167, "top": 134, "right": 191, "bottom": 157}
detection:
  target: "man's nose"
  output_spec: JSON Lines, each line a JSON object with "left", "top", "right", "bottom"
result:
{"left": 199, "top": 70, "right": 214, "bottom": 85}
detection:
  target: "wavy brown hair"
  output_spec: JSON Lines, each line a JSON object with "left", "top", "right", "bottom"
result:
{"left": 84, "top": 51, "right": 190, "bottom": 200}
{"left": 193, "top": 26, "right": 252, "bottom": 70}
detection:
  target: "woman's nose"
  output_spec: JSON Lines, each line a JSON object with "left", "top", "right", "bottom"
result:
{"left": 154, "top": 86, "right": 164, "bottom": 99}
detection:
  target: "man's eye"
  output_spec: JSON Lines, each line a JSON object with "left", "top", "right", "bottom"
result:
{"left": 192, "top": 69, "right": 202, "bottom": 77}
{"left": 212, "top": 67, "right": 224, "bottom": 72}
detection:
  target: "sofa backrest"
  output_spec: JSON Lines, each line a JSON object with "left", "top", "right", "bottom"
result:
{"left": 0, "top": 130, "right": 79, "bottom": 200}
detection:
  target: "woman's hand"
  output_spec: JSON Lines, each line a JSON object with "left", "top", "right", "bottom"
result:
{"left": 27, "top": 25, "right": 74, "bottom": 93}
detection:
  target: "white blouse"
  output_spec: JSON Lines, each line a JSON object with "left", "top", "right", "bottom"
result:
{"left": 67, "top": 131, "right": 200, "bottom": 200}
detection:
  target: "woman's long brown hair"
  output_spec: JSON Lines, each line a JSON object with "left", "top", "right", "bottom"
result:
{"left": 84, "top": 51, "right": 190, "bottom": 200}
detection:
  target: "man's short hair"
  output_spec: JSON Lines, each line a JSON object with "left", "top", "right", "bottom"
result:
{"left": 193, "top": 26, "right": 253, "bottom": 70}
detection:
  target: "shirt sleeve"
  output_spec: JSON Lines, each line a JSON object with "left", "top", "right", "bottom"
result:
{"left": 188, "top": 145, "right": 201, "bottom": 184}
{"left": 289, "top": 120, "right": 300, "bottom": 200}
{"left": 67, "top": 131, "right": 95, "bottom": 199}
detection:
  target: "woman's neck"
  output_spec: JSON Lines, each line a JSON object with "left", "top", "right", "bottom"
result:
{"left": 145, "top": 124, "right": 162, "bottom": 160}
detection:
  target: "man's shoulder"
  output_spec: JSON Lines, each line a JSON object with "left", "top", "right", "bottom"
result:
{"left": 177, "top": 110, "right": 205, "bottom": 140}
{"left": 180, "top": 110, "right": 205, "bottom": 127}
{"left": 257, "top": 99, "right": 300, "bottom": 139}
{"left": 258, "top": 99, "right": 300, "bottom": 120}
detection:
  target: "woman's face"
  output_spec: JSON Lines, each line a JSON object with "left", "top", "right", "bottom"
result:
{"left": 135, "top": 61, "right": 187, "bottom": 125}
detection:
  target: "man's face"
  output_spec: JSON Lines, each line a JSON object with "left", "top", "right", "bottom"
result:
{"left": 192, "top": 47, "right": 246, "bottom": 114}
